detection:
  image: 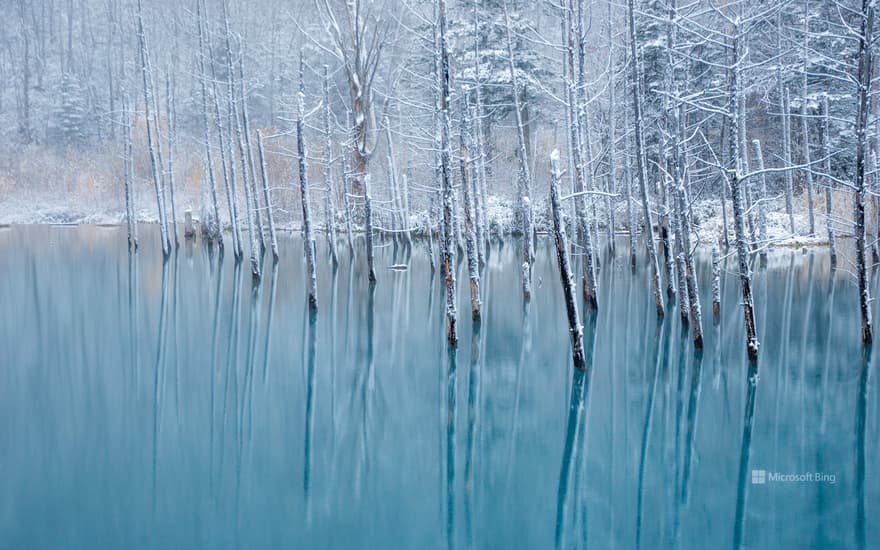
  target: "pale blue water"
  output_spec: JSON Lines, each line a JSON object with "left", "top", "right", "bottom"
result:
{"left": 0, "top": 225, "right": 877, "bottom": 549}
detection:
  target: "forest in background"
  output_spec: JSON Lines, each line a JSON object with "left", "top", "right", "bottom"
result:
{"left": 0, "top": 0, "right": 870, "bottom": 238}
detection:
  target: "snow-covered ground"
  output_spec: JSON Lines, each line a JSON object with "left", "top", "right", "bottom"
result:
{"left": 0, "top": 180, "right": 864, "bottom": 255}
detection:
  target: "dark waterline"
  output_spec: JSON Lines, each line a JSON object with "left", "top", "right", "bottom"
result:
{"left": 1, "top": 225, "right": 878, "bottom": 549}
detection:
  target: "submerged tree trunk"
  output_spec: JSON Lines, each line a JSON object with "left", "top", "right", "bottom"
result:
{"left": 712, "top": 244, "right": 721, "bottom": 322}
{"left": 439, "top": 0, "right": 457, "bottom": 347}
{"left": 195, "top": 0, "right": 221, "bottom": 243}
{"left": 122, "top": 94, "right": 138, "bottom": 250}
{"left": 165, "top": 74, "right": 179, "bottom": 249}
{"left": 822, "top": 98, "right": 837, "bottom": 269}
{"left": 322, "top": 66, "right": 339, "bottom": 269}
{"left": 135, "top": 0, "right": 169, "bottom": 257}
{"left": 503, "top": 1, "right": 533, "bottom": 302}
{"left": 854, "top": 0, "right": 874, "bottom": 344}
{"left": 564, "top": 0, "right": 597, "bottom": 309}
{"left": 256, "top": 131, "right": 279, "bottom": 261}
{"left": 298, "top": 79, "right": 318, "bottom": 310}
{"left": 550, "top": 149, "right": 586, "bottom": 371}
{"left": 627, "top": 0, "right": 664, "bottom": 317}
{"left": 460, "top": 93, "right": 481, "bottom": 322}
{"left": 730, "top": 25, "right": 759, "bottom": 362}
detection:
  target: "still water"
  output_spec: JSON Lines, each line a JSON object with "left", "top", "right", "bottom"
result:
{"left": 0, "top": 225, "right": 877, "bottom": 549}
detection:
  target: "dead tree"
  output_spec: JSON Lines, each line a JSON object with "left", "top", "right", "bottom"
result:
{"left": 712, "top": 243, "right": 721, "bottom": 321}
{"left": 460, "top": 91, "right": 481, "bottom": 322}
{"left": 165, "top": 73, "right": 179, "bottom": 248}
{"left": 122, "top": 94, "right": 138, "bottom": 250}
{"left": 854, "top": 0, "right": 874, "bottom": 344}
{"left": 205, "top": 0, "right": 242, "bottom": 259}
{"left": 564, "top": 0, "right": 598, "bottom": 309}
{"left": 364, "top": 173, "right": 376, "bottom": 285}
{"left": 315, "top": 0, "right": 392, "bottom": 196}
{"left": 729, "top": 23, "right": 759, "bottom": 362}
{"left": 550, "top": 149, "right": 586, "bottom": 371}
{"left": 822, "top": 98, "right": 837, "bottom": 269}
{"left": 238, "top": 56, "right": 266, "bottom": 254}
{"left": 298, "top": 68, "right": 319, "bottom": 310}
{"left": 503, "top": 0, "right": 533, "bottom": 302}
{"left": 223, "top": 6, "right": 259, "bottom": 278}
{"left": 256, "top": 130, "right": 279, "bottom": 261}
{"left": 800, "top": 0, "right": 815, "bottom": 236}
{"left": 751, "top": 139, "right": 768, "bottom": 262}
{"left": 627, "top": 0, "right": 664, "bottom": 317}
{"left": 439, "top": 0, "right": 457, "bottom": 347}
{"left": 195, "top": 0, "right": 222, "bottom": 243}
{"left": 135, "top": 0, "right": 169, "bottom": 256}
{"left": 322, "top": 66, "right": 339, "bottom": 268}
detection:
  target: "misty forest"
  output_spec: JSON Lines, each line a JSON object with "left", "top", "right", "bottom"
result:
{"left": 1, "top": 0, "right": 879, "bottom": 548}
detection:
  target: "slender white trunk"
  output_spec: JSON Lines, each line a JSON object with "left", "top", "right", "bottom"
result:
{"left": 322, "top": 66, "right": 339, "bottom": 268}
{"left": 439, "top": 0, "right": 457, "bottom": 346}
{"left": 256, "top": 131, "right": 278, "bottom": 261}
{"left": 298, "top": 80, "right": 318, "bottom": 308}
{"left": 627, "top": 0, "right": 664, "bottom": 317}
{"left": 195, "top": 0, "right": 221, "bottom": 243}
{"left": 503, "top": 0, "right": 533, "bottom": 302}
{"left": 135, "top": 0, "right": 169, "bottom": 256}
{"left": 459, "top": 93, "right": 481, "bottom": 321}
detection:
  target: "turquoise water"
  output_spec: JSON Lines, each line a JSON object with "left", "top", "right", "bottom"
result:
{"left": 0, "top": 225, "right": 877, "bottom": 549}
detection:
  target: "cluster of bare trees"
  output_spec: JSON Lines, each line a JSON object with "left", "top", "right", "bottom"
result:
{"left": 3, "top": 0, "right": 880, "bottom": 355}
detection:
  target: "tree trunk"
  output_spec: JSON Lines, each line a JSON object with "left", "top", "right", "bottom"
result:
{"left": 503, "top": 1, "right": 533, "bottom": 302}
{"left": 550, "top": 149, "right": 586, "bottom": 371}
{"left": 438, "top": 0, "right": 457, "bottom": 347}
{"left": 854, "top": 0, "right": 874, "bottom": 344}
{"left": 298, "top": 82, "right": 318, "bottom": 309}
{"left": 627, "top": 0, "right": 664, "bottom": 317}
{"left": 730, "top": 26, "right": 759, "bottom": 362}
{"left": 460, "top": 93, "right": 481, "bottom": 322}
{"left": 322, "top": 66, "right": 339, "bottom": 269}
{"left": 256, "top": 130, "right": 279, "bottom": 261}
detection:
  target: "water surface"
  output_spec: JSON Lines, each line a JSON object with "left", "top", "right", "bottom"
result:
{"left": 0, "top": 225, "right": 877, "bottom": 549}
